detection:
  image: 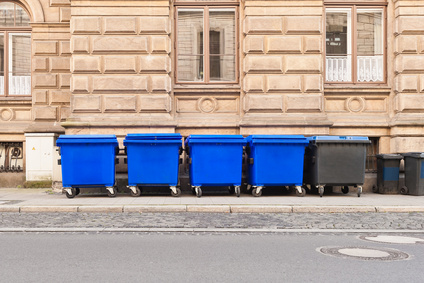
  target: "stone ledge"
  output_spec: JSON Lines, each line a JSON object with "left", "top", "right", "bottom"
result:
{"left": 20, "top": 206, "right": 78, "bottom": 213}
{"left": 124, "top": 205, "right": 186, "bottom": 213}
{"left": 375, "top": 206, "right": 424, "bottom": 213}
{"left": 292, "top": 206, "right": 376, "bottom": 213}
{"left": 77, "top": 206, "right": 123, "bottom": 213}
{"left": 231, "top": 205, "right": 292, "bottom": 213}
{"left": 187, "top": 205, "right": 231, "bottom": 213}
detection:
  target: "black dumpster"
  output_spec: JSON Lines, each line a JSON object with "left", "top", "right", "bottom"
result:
{"left": 373, "top": 154, "right": 402, "bottom": 194}
{"left": 303, "top": 136, "right": 371, "bottom": 197}
{"left": 401, "top": 152, "right": 424, "bottom": 196}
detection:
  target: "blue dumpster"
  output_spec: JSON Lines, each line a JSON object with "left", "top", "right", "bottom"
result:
{"left": 303, "top": 136, "right": 371, "bottom": 197}
{"left": 246, "top": 135, "right": 309, "bottom": 197}
{"left": 56, "top": 135, "right": 119, "bottom": 198}
{"left": 185, "top": 135, "right": 246, "bottom": 197}
{"left": 123, "top": 133, "right": 183, "bottom": 197}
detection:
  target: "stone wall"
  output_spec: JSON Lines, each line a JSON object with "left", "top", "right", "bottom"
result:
{"left": 32, "top": 0, "right": 71, "bottom": 124}
{"left": 393, "top": 0, "right": 424, "bottom": 152}
{"left": 241, "top": 0, "right": 330, "bottom": 135}
{"left": 65, "top": 0, "right": 174, "bottom": 136}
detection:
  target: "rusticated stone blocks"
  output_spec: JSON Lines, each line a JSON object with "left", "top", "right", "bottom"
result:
{"left": 70, "top": 10, "right": 173, "bottom": 117}
{"left": 243, "top": 3, "right": 324, "bottom": 115}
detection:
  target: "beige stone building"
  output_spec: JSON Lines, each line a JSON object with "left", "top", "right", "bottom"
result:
{"left": 0, "top": 0, "right": 424, "bottom": 187}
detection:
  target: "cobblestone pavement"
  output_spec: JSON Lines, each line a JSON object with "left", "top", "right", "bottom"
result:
{"left": 0, "top": 212, "right": 423, "bottom": 230}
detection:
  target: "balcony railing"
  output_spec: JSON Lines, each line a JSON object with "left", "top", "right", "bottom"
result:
{"left": 0, "top": 75, "right": 31, "bottom": 95}
{"left": 326, "top": 55, "right": 383, "bottom": 82}
{"left": 357, "top": 55, "right": 384, "bottom": 82}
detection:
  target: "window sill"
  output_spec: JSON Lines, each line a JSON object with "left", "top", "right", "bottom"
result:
{"left": 174, "top": 84, "right": 241, "bottom": 93}
{"left": 324, "top": 85, "right": 391, "bottom": 95}
{"left": 0, "top": 96, "right": 32, "bottom": 103}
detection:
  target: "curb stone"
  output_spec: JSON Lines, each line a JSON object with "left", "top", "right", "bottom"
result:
{"left": 1, "top": 205, "right": 424, "bottom": 213}
{"left": 292, "top": 206, "right": 376, "bottom": 213}
{"left": 186, "top": 205, "right": 231, "bottom": 213}
{"left": 0, "top": 206, "right": 20, "bottom": 212}
{"left": 77, "top": 206, "right": 123, "bottom": 213}
{"left": 375, "top": 206, "right": 424, "bottom": 213}
{"left": 124, "top": 205, "right": 186, "bottom": 213}
{"left": 20, "top": 206, "right": 78, "bottom": 213}
{"left": 231, "top": 205, "right": 292, "bottom": 213}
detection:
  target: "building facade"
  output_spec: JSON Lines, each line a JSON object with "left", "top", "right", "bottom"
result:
{"left": 1, "top": 0, "right": 424, "bottom": 186}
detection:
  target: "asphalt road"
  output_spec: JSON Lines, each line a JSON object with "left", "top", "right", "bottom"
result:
{"left": 0, "top": 232, "right": 423, "bottom": 282}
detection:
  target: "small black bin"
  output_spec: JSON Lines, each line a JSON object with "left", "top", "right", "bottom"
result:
{"left": 373, "top": 154, "right": 402, "bottom": 194}
{"left": 401, "top": 152, "right": 424, "bottom": 196}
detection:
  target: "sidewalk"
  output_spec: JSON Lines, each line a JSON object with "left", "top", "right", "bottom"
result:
{"left": 0, "top": 188, "right": 423, "bottom": 213}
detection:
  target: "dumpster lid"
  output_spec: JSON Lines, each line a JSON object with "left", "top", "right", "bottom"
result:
{"left": 308, "top": 136, "right": 370, "bottom": 143}
{"left": 57, "top": 135, "right": 117, "bottom": 140}
{"left": 57, "top": 135, "right": 118, "bottom": 144}
{"left": 376, "top": 154, "right": 403, "bottom": 160}
{"left": 124, "top": 133, "right": 182, "bottom": 140}
{"left": 246, "top": 135, "right": 308, "bottom": 144}
{"left": 402, "top": 152, "right": 424, "bottom": 158}
{"left": 186, "top": 135, "right": 245, "bottom": 144}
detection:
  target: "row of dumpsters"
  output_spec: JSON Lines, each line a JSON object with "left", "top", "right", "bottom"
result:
{"left": 56, "top": 134, "right": 424, "bottom": 198}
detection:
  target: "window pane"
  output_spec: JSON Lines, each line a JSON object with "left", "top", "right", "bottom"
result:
{"left": 0, "top": 2, "right": 15, "bottom": 27}
{"left": 326, "top": 9, "right": 352, "bottom": 82}
{"left": 209, "top": 55, "right": 235, "bottom": 82}
{"left": 9, "top": 33, "right": 31, "bottom": 95}
{"left": 177, "top": 55, "right": 204, "bottom": 82}
{"left": 177, "top": 9, "right": 204, "bottom": 55}
{"left": 177, "top": 9, "right": 204, "bottom": 82}
{"left": 15, "top": 5, "right": 30, "bottom": 27}
{"left": 357, "top": 9, "right": 384, "bottom": 82}
{"left": 0, "top": 33, "right": 4, "bottom": 95}
{"left": 209, "top": 8, "right": 236, "bottom": 55}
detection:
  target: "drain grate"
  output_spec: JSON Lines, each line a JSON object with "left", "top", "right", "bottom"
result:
{"left": 318, "top": 246, "right": 410, "bottom": 261}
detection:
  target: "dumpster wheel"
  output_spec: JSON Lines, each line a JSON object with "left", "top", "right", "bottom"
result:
{"left": 400, "top": 186, "right": 408, "bottom": 195}
{"left": 356, "top": 185, "right": 362, "bottom": 197}
{"left": 170, "top": 187, "right": 182, "bottom": 197}
{"left": 196, "top": 186, "right": 202, "bottom": 198}
{"left": 235, "top": 186, "right": 241, "bottom": 197}
{"left": 107, "top": 187, "right": 117, "bottom": 198}
{"left": 65, "top": 188, "right": 76, "bottom": 199}
{"left": 195, "top": 186, "right": 202, "bottom": 198}
{"left": 295, "top": 186, "right": 306, "bottom": 197}
{"left": 318, "top": 186, "right": 324, "bottom": 197}
{"left": 252, "top": 187, "right": 263, "bottom": 197}
{"left": 342, "top": 186, "right": 349, "bottom": 194}
{"left": 129, "top": 186, "right": 141, "bottom": 197}
{"left": 75, "top": 188, "right": 80, "bottom": 196}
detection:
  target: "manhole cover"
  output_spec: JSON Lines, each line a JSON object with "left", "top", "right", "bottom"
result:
{"left": 359, "top": 235, "right": 424, "bottom": 244}
{"left": 318, "top": 246, "right": 410, "bottom": 261}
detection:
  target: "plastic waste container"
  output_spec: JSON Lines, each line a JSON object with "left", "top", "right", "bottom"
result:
{"left": 185, "top": 135, "right": 246, "bottom": 197}
{"left": 401, "top": 152, "right": 424, "bottom": 196}
{"left": 373, "top": 154, "right": 402, "bottom": 194}
{"left": 246, "top": 135, "right": 309, "bottom": 197}
{"left": 56, "top": 135, "right": 119, "bottom": 198}
{"left": 303, "top": 136, "right": 371, "bottom": 197}
{"left": 123, "top": 133, "right": 183, "bottom": 197}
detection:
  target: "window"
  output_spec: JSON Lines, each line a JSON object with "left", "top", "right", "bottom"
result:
{"left": 176, "top": 5, "right": 237, "bottom": 84}
{"left": 325, "top": 6, "right": 385, "bottom": 83}
{"left": 0, "top": 2, "right": 31, "bottom": 96}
